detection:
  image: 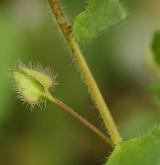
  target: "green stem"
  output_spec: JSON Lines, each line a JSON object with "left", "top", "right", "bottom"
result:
{"left": 48, "top": 0, "right": 122, "bottom": 145}
{"left": 46, "top": 93, "right": 113, "bottom": 146}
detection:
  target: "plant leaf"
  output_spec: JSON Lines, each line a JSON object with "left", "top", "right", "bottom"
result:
{"left": 0, "top": 11, "right": 27, "bottom": 123}
{"left": 106, "top": 125, "right": 160, "bottom": 165}
{"left": 73, "top": 0, "right": 127, "bottom": 42}
{"left": 151, "top": 31, "right": 160, "bottom": 65}
{"left": 148, "top": 83, "right": 160, "bottom": 103}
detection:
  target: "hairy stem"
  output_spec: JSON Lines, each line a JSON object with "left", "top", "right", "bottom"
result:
{"left": 48, "top": 0, "right": 122, "bottom": 145}
{"left": 46, "top": 93, "right": 113, "bottom": 146}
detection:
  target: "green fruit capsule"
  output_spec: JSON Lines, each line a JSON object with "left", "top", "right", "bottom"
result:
{"left": 13, "top": 71, "right": 45, "bottom": 105}
{"left": 18, "top": 63, "right": 53, "bottom": 89}
{"left": 12, "top": 62, "right": 56, "bottom": 106}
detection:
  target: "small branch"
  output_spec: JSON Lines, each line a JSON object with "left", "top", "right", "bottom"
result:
{"left": 46, "top": 94, "right": 113, "bottom": 146}
{"left": 48, "top": 0, "right": 122, "bottom": 145}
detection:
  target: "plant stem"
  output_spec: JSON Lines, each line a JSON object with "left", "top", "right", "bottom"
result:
{"left": 48, "top": 0, "right": 122, "bottom": 145}
{"left": 46, "top": 93, "right": 113, "bottom": 146}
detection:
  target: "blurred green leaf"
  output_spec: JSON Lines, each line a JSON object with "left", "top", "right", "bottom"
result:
{"left": 0, "top": 11, "right": 27, "bottom": 123}
{"left": 119, "top": 111, "right": 157, "bottom": 140}
{"left": 151, "top": 31, "right": 160, "bottom": 65}
{"left": 149, "top": 83, "right": 160, "bottom": 103}
{"left": 73, "top": 0, "right": 127, "bottom": 42}
{"left": 106, "top": 125, "right": 160, "bottom": 165}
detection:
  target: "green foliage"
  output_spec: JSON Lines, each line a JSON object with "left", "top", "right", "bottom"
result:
{"left": 0, "top": 12, "right": 27, "bottom": 123}
{"left": 119, "top": 111, "right": 158, "bottom": 140}
{"left": 73, "top": 0, "right": 127, "bottom": 42}
{"left": 149, "top": 83, "right": 160, "bottom": 103}
{"left": 106, "top": 125, "right": 160, "bottom": 165}
{"left": 149, "top": 32, "right": 160, "bottom": 103}
{"left": 151, "top": 31, "right": 160, "bottom": 65}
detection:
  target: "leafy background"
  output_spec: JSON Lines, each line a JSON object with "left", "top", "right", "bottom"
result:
{"left": 0, "top": 0, "right": 160, "bottom": 164}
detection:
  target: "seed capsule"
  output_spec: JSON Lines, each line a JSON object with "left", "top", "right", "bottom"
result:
{"left": 12, "top": 62, "right": 56, "bottom": 106}
{"left": 18, "top": 63, "right": 53, "bottom": 89}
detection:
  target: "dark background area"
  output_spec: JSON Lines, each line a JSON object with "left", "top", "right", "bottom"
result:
{"left": 0, "top": 0, "right": 160, "bottom": 164}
